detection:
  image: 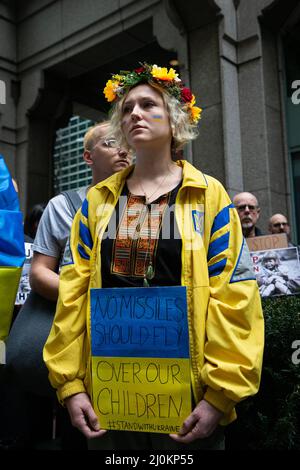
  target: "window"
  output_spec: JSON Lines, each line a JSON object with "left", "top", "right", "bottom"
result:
{"left": 53, "top": 116, "right": 95, "bottom": 194}
{"left": 283, "top": 35, "right": 300, "bottom": 244}
{"left": 292, "top": 151, "right": 300, "bottom": 243}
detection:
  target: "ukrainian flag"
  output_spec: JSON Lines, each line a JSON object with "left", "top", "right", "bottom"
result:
{"left": 0, "top": 154, "right": 25, "bottom": 342}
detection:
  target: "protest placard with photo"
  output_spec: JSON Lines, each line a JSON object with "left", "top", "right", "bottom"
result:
{"left": 250, "top": 247, "right": 300, "bottom": 298}
{"left": 15, "top": 242, "right": 33, "bottom": 305}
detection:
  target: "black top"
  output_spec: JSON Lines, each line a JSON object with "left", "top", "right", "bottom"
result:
{"left": 101, "top": 182, "right": 182, "bottom": 288}
{"left": 254, "top": 227, "right": 264, "bottom": 236}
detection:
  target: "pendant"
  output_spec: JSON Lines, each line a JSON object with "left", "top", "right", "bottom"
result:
{"left": 146, "top": 263, "right": 154, "bottom": 280}
{"left": 143, "top": 263, "right": 154, "bottom": 287}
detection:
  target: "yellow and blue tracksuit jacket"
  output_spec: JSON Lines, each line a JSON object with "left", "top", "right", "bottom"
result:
{"left": 44, "top": 160, "right": 264, "bottom": 425}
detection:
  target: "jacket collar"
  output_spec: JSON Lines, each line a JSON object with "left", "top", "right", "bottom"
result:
{"left": 176, "top": 160, "right": 208, "bottom": 189}
{"left": 93, "top": 159, "right": 208, "bottom": 195}
{"left": 93, "top": 164, "right": 133, "bottom": 194}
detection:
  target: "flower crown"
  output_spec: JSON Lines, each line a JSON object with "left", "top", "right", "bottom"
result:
{"left": 103, "top": 63, "right": 202, "bottom": 124}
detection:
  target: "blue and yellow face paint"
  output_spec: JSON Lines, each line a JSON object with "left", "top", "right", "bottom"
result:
{"left": 151, "top": 114, "right": 163, "bottom": 121}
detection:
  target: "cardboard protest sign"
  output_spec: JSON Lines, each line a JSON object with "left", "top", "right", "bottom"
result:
{"left": 246, "top": 233, "right": 288, "bottom": 252}
{"left": 90, "top": 286, "right": 191, "bottom": 433}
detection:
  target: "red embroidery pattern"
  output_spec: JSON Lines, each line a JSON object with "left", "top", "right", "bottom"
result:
{"left": 111, "top": 193, "right": 170, "bottom": 277}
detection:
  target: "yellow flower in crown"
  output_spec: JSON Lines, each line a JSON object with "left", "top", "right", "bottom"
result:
{"left": 151, "top": 65, "right": 179, "bottom": 82}
{"left": 190, "top": 94, "right": 196, "bottom": 107}
{"left": 183, "top": 92, "right": 202, "bottom": 124}
{"left": 190, "top": 106, "right": 202, "bottom": 123}
{"left": 103, "top": 79, "right": 120, "bottom": 102}
{"left": 186, "top": 94, "right": 202, "bottom": 123}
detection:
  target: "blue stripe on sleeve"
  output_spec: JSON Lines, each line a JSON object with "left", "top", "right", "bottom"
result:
{"left": 79, "top": 220, "right": 93, "bottom": 250}
{"left": 208, "top": 231, "right": 230, "bottom": 261}
{"left": 211, "top": 203, "right": 234, "bottom": 236}
{"left": 208, "top": 258, "right": 227, "bottom": 277}
{"left": 81, "top": 198, "right": 88, "bottom": 218}
{"left": 77, "top": 243, "right": 90, "bottom": 260}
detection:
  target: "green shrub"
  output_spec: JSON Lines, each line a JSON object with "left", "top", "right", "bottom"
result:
{"left": 225, "top": 295, "right": 300, "bottom": 450}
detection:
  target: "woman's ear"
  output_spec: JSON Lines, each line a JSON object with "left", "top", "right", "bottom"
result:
{"left": 83, "top": 150, "right": 93, "bottom": 167}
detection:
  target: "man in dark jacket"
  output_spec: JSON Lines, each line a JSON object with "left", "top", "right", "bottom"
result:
{"left": 233, "top": 192, "right": 263, "bottom": 238}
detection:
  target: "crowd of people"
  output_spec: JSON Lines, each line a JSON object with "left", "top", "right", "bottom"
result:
{"left": 232, "top": 192, "right": 299, "bottom": 298}
{"left": 0, "top": 62, "right": 298, "bottom": 451}
{"left": 232, "top": 191, "right": 293, "bottom": 242}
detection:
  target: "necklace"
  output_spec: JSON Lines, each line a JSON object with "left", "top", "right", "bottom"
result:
{"left": 138, "top": 171, "right": 170, "bottom": 205}
{"left": 138, "top": 171, "right": 169, "bottom": 286}
{"left": 143, "top": 204, "right": 155, "bottom": 287}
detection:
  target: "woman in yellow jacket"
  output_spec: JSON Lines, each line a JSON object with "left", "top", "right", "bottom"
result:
{"left": 44, "top": 63, "right": 264, "bottom": 450}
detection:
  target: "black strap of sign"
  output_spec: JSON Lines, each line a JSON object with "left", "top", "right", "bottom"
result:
{"left": 61, "top": 189, "right": 83, "bottom": 217}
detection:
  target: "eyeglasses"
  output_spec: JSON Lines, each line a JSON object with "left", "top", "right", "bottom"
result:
{"left": 272, "top": 222, "right": 288, "bottom": 228}
{"left": 103, "top": 138, "right": 117, "bottom": 148}
{"left": 88, "top": 138, "right": 117, "bottom": 152}
{"left": 235, "top": 204, "right": 258, "bottom": 212}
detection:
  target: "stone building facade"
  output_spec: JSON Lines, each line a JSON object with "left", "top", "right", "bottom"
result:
{"left": 0, "top": 0, "right": 299, "bottom": 241}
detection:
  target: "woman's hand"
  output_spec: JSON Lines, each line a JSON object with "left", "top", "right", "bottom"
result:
{"left": 65, "top": 392, "right": 107, "bottom": 439}
{"left": 169, "top": 399, "right": 223, "bottom": 444}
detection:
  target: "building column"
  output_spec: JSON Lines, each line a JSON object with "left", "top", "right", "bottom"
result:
{"left": 16, "top": 71, "right": 67, "bottom": 210}
{"left": 15, "top": 71, "right": 44, "bottom": 211}
{"left": 235, "top": 0, "right": 286, "bottom": 230}
{"left": 0, "top": 1, "right": 17, "bottom": 177}
{"left": 215, "top": 0, "right": 244, "bottom": 197}
{"left": 153, "top": 1, "right": 193, "bottom": 162}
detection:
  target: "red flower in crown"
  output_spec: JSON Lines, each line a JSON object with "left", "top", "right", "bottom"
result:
{"left": 181, "top": 87, "right": 193, "bottom": 103}
{"left": 135, "top": 67, "right": 145, "bottom": 74}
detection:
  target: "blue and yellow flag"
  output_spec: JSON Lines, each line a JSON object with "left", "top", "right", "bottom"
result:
{"left": 0, "top": 154, "right": 25, "bottom": 341}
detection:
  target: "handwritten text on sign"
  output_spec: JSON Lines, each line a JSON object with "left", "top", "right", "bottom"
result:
{"left": 90, "top": 286, "right": 191, "bottom": 433}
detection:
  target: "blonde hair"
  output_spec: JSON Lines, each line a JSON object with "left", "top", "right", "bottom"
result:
{"left": 83, "top": 120, "right": 110, "bottom": 151}
{"left": 109, "top": 84, "right": 198, "bottom": 152}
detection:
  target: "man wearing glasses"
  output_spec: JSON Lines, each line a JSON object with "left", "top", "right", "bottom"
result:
{"left": 233, "top": 192, "right": 263, "bottom": 238}
{"left": 31, "top": 121, "right": 130, "bottom": 301}
{"left": 82, "top": 123, "right": 130, "bottom": 184}
{"left": 268, "top": 214, "right": 293, "bottom": 246}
